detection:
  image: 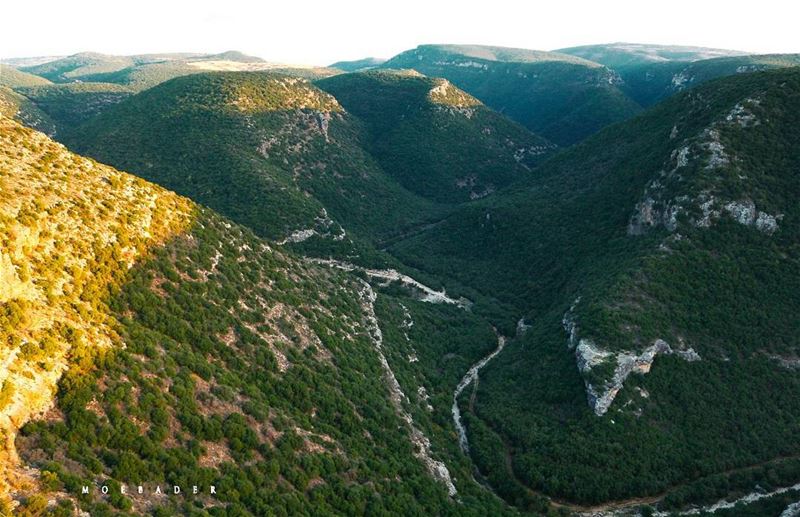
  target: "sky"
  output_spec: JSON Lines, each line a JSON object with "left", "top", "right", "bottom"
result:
{"left": 2, "top": 0, "right": 799, "bottom": 65}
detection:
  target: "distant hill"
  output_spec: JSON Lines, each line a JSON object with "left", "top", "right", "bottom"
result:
{"left": 382, "top": 44, "right": 642, "bottom": 145}
{"left": 616, "top": 53, "right": 800, "bottom": 106}
{"left": 317, "top": 70, "right": 554, "bottom": 202}
{"left": 0, "top": 56, "right": 62, "bottom": 67}
{"left": 557, "top": 45, "right": 800, "bottom": 107}
{"left": 18, "top": 51, "right": 267, "bottom": 90}
{"left": 0, "top": 64, "right": 52, "bottom": 88}
{"left": 20, "top": 52, "right": 141, "bottom": 82}
{"left": 329, "top": 57, "right": 386, "bottom": 72}
{"left": 557, "top": 42, "right": 747, "bottom": 69}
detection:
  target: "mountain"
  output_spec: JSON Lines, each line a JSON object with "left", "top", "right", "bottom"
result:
{"left": 317, "top": 70, "right": 555, "bottom": 202}
{"left": 16, "top": 51, "right": 337, "bottom": 93}
{"left": 61, "top": 70, "right": 552, "bottom": 246}
{"left": 381, "top": 44, "right": 642, "bottom": 145}
{"left": 329, "top": 57, "right": 387, "bottom": 72}
{"left": 557, "top": 42, "right": 747, "bottom": 69}
{"left": 19, "top": 52, "right": 144, "bottom": 83}
{"left": 60, "top": 72, "right": 443, "bottom": 243}
{"left": 198, "top": 50, "right": 265, "bottom": 63}
{"left": 0, "top": 56, "right": 63, "bottom": 68}
{"left": 387, "top": 68, "right": 800, "bottom": 510}
{"left": 0, "top": 114, "right": 510, "bottom": 515}
{"left": 19, "top": 51, "right": 263, "bottom": 84}
{"left": 587, "top": 49, "right": 800, "bottom": 107}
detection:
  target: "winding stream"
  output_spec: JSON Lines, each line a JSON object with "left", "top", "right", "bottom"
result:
{"left": 311, "top": 257, "right": 798, "bottom": 514}
{"left": 452, "top": 334, "right": 507, "bottom": 454}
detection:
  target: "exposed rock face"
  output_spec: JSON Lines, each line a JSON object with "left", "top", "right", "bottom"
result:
{"left": 427, "top": 78, "right": 482, "bottom": 110}
{"left": 723, "top": 200, "right": 780, "bottom": 234}
{"left": 275, "top": 208, "right": 346, "bottom": 244}
{"left": 627, "top": 95, "right": 780, "bottom": 237}
{"left": 781, "top": 500, "right": 800, "bottom": 517}
{"left": 563, "top": 301, "right": 700, "bottom": 416}
{"left": 576, "top": 338, "right": 700, "bottom": 416}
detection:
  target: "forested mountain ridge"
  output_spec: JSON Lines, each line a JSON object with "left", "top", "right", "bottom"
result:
{"left": 0, "top": 114, "right": 514, "bottom": 515}
{"left": 317, "top": 70, "right": 555, "bottom": 202}
{"left": 381, "top": 44, "right": 642, "bottom": 145}
{"left": 60, "top": 72, "right": 441, "bottom": 243}
{"left": 59, "top": 70, "right": 554, "bottom": 247}
{"left": 571, "top": 47, "right": 800, "bottom": 107}
{"left": 388, "top": 68, "right": 800, "bottom": 510}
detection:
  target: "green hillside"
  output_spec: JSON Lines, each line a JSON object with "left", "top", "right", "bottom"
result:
{"left": 19, "top": 51, "right": 264, "bottom": 84}
{"left": 21, "top": 52, "right": 140, "bottom": 83}
{"left": 382, "top": 44, "right": 642, "bottom": 145}
{"left": 15, "top": 51, "right": 334, "bottom": 94}
{"left": 317, "top": 70, "right": 554, "bottom": 203}
{"left": 611, "top": 53, "right": 800, "bottom": 106}
{"left": 0, "top": 64, "right": 52, "bottom": 89}
{"left": 0, "top": 86, "right": 56, "bottom": 135}
{"left": 388, "top": 69, "right": 800, "bottom": 509}
{"left": 329, "top": 57, "right": 386, "bottom": 72}
{"left": 1, "top": 114, "right": 513, "bottom": 515}
{"left": 62, "top": 72, "right": 444, "bottom": 243}
{"left": 15, "top": 82, "right": 134, "bottom": 134}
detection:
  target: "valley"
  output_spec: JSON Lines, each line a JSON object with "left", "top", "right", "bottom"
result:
{"left": 1, "top": 37, "right": 800, "bottom": 516}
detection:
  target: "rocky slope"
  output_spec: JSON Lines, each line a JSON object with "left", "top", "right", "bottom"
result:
{"left": 0, "top": 114, "right": 193, "bottom": 503}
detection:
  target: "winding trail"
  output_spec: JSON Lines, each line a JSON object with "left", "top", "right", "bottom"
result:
{"left": 313, "top": 257, "right": 466, "bottom": 496}
{"left": 356, "top": 280, "right": 458, "bottom": 497}
{"left": 311, "top": 258, "right": 800, "bottom": 514}
{"left": 308, "top": 258, "right": 471, "bottom": 308}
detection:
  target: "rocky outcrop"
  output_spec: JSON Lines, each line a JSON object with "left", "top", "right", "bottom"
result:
{"left": 781, "top": 500, "right": 800, "bottom": 517}
{"left": 276, "top": 209, "right": 346, "bottom": 245}
{"left": 563, "top": 300, "right": 700, "bottom": 416}
{"left": 576, "top": 339, "right": 700, "bottom": 416}
{"left": 627, "top": 95, "right": 780, "bottom": 237}
{"left": 723, "top": 200, "right": 780, "bottom": 234}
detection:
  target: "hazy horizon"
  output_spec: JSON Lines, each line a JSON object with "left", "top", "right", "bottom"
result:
{"left": 2, "top": 0, "right": 799, "bottom": 66}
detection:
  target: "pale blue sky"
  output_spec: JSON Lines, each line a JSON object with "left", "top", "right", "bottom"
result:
{"left": 2, "top": 0, "right": 798, "bottom": 65}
